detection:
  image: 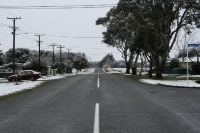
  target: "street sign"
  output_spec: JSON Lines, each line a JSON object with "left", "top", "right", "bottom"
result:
{"left": 188, "top": 44, "right": 200, "bottom": 47}
{"left": 187, "top": 43, "right": 200, "bottom": 86}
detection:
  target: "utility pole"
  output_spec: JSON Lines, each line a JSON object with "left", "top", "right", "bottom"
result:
{"left": 7, "top": 17, "right": 21, "bottom": 74}
{"left": 35, "top": 34, "right": 43, "bottom": 72}
{"left": 66, "top": 48, "right": 71, "bottom": 66}
{"left": 49, "top": 43, "right": 57, "bottom": 75}
{"left": 57, "top": 45, "right": 65, "bottom": 74}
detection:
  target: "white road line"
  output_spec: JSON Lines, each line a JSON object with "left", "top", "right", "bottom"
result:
{"left": 97, "top": 78, "right": 100, "bottom": 88}
{"left": 93, "top": 103, "right": 100, "bottom": 133}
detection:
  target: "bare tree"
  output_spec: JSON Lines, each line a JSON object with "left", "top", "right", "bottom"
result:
{"left": 175, "top": 28, "right": 198, "bottom": 67}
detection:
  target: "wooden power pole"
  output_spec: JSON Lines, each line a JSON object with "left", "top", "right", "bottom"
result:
{"left": 7, "top": 17, "right": 21, "bottom": 74}
{"left": 57, "top": 45, "right": 65, "bottom": 74}
{"left": 49, "top": 43, "right": 57, "bottom": 75}
{"left": 35, "top": 34, "right": 43, "bottom": 72}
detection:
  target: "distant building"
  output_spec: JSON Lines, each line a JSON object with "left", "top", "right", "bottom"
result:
{"left": 178, "top": 57, "right": 199, "bottom": 68}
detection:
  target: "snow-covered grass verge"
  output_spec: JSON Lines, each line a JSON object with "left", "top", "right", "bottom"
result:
{"left": 140, "top": 79, "right": 200, "bottom": 88}
{"left": 0, "top": 81, "right": 45, "bottom": 98}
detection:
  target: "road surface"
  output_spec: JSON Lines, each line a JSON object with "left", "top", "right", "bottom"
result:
{"left": 0, "top": 68, "right": 200, "bottom": 133}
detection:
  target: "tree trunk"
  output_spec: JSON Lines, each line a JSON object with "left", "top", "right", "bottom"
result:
{"left": 148, "top": 60, "right": 153, "bottom": 78}
{"left": 125, "top": 52, "right": 134, "bottom": 74}
{"left": 154, "top": 68, "right": 163, "bottom": 79}
{"left": 132, "top": 67, "right": 137, "bottom": 75}
{"left": 145, "top": 54, "right": 153, "bottom": 78}
{"left": 139, "top": 56, "right": 144, "bottom": 76}
{"left": 154, "top": 56, "right": 166, "bottom": 79}
{"left": 132, "top": 53, "right": 139, "bottom": 75}
{"left": 125, "top": 62, "right": 130, "bottom": 73}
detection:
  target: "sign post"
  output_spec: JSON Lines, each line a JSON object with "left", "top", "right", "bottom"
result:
{"left": 187, "top": 44, "right": 200, "bottom": 86}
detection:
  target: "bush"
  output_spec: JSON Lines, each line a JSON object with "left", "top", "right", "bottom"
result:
{"left": 190, "top": 64, "right": 200, "bottom": 75}
{"left": 170, "top": 58, "right": 180, "bottom": 69}
{"left": 22, "top": 58, "right": 47, "bottom": 72}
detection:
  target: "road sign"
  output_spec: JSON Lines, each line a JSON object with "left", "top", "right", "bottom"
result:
{"left": 188, "top": 44, "right": 200, "bottom": 47}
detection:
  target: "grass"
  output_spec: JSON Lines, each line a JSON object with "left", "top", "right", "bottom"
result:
{"left": 0, "top": 81, "right": 48, "bottom": 101}
{"left": 131, "top": 74, "right": 150, "bottom": 80}
{"left": 130, "top": 74, "right": 200, "bottom": 81}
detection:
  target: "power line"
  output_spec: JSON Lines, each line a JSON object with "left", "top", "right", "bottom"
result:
{"left": 0, "top": 4, "right": 117, "bottom": 9}
{"left": 0, "top": 6, "right": 52, "bottom": 45}
{"left": 0, "top": 34, "right": 11, "bottom": 39}
{"left": 72, "top": 37, "right": 102, "bottom": 38}
{"left": 0, "top": 1, "right": 199, "bottom": 9}
{"left": 89, "top": 52, "right": 120, "bottom": 55}
{"left": 0, "top": 22, "right": 10, "bottom": 27}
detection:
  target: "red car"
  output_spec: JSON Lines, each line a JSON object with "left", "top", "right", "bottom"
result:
{"left": 8, "top": 70, "right": 41, "bottom": 82}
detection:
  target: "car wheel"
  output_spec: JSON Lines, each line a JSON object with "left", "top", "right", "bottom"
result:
{"left": 12, "top": 78, "right": 16, "bottom": 82}
{"left": 31, "top": 77, "right": 35, "bottom": 81}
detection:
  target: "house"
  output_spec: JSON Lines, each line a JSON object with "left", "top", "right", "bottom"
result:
{"left": 178, "top": 57, "right": 199, "bottom": 68}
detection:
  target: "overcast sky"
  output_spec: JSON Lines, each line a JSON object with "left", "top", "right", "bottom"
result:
{"left": 0, "top": 1, "right": 200, "bottom": 62}
{"left": 0, "top": 0, "right": 122, "bottom": 62}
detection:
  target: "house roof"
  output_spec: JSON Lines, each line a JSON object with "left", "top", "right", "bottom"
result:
{"left": 178, "top": 57, "right": 199, "bottom": 63}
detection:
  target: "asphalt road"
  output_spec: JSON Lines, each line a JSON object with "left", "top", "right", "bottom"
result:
{"left": 0, "top": 68, "right": 200, "bottom": 133}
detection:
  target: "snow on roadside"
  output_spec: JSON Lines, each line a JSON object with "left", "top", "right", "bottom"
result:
{"left": 109, "top": 69, "right": 200, "bottom": 87}
{"left": 0, "top": 81, "right": 44, "bottom": 97}
{"left": 140, "top": 79, "right": 200, "bottom": 87}
{"left": 78, "top": 68, "right": 95, "bottom": 74}
{"left": 39, "top": 75, "right": 69, "bottom": 81}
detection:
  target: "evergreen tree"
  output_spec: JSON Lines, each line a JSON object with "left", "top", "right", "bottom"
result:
{"left": 99, "top": 53, "right": 115, "bottom": 67}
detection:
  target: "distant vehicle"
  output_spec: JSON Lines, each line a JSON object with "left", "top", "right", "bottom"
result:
{"left": 8, "top": 70, "right": 41, "bottom": 82}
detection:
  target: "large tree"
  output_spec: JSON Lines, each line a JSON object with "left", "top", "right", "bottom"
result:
{"left": 5, "top": 48, "right": 29, "bottom": 63}
{"left": 117, "top": 0, "right": 200, "bottom": 78}
{"left": 99, "top": 53, "right": 115, "bottom": 67}
{"left": 0, "top": 51, "right": 5, "bottom": 66}
{"left": 73, "top": 53, "right": 88, "bottom": 72}
{"left": 175, "top": 28, "right": 198, "bottom": 67}
{"left": 96, "top": 7, "right": 138, "bottom": 74}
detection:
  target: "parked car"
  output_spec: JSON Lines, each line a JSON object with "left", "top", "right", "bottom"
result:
{"left": 8, "top": 70, "right": 41, "bottom": 82}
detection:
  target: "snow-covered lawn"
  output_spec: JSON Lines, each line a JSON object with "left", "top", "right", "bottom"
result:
{"left": 0, "top": 81, "right": 44, "bottom": 97}
{"left": 0, "top": 68, "right": 95, "bottom": 97}
{"left": 112, "top": 68, "right": 200, "bottom": 87}
{"left": 109, "top": 69, "right": 200, "bottom": 87}
{"left": 140, "top": 79, "right": 200, "bottom": 87}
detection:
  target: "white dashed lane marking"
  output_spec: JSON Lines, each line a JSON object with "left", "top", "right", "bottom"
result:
{"left": 93, "top": 103, "right": 100, "bottom": 133}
